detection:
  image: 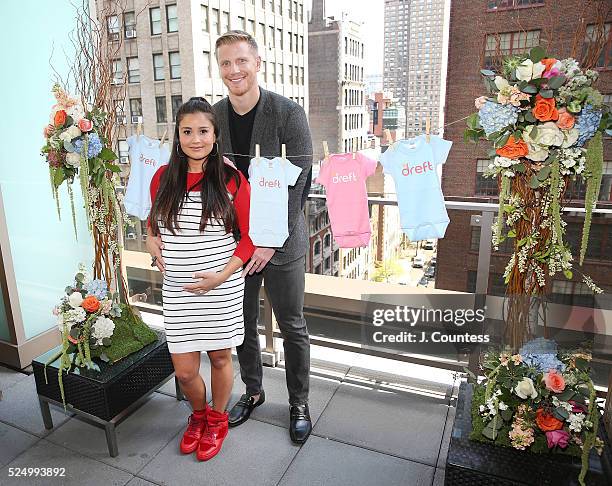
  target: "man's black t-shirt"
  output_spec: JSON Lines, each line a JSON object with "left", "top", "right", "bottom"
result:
{"left": 228, "top": 99, "right": 259, "bottom": 181}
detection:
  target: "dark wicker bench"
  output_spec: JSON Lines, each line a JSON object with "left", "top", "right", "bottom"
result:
{"left": 32, "top": 329, "right": 182, "bottom": 457}
{"left": 446, "top": 382, "right": 612, "bottom": 485}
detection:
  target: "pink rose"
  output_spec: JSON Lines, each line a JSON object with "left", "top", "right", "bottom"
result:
{"left": 475, "top": 96, "right": 488, "bottom": 109}
{"left": 545, "top": 429, "right": 570, "bottom": 449}
{"left": 543, "top": 68, "right": 560, "bottom": 79}
{"left": 543, "top": 369, "right": 566, "bottom": 393}
{"left": 78, "top": 118, "right": 93, "bottom": 132}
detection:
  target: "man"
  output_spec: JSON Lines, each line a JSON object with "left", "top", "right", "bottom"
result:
{"left": 214, "top": 30, "right": 312, "bottom": 444}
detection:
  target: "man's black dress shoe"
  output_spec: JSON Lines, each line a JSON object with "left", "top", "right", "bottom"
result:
{"left": 289, "top": 404, "right": 312, "bottom": 444}
{"left": 228, "top": 390, "right": 265, "bottom": 427}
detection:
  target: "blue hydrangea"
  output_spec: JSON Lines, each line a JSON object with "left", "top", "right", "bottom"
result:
{"left": 478, "top": 101, "right": 519, "bottom": 136}
{"left": 84, "top": 279, "right": 109, "bottom": 300}
{"left": 73, "top": 133, "right": 103, "bottom": 159}
{"left": 519, "top": 338, "right": 566, "bottom": 373}
{"left": 575, "top": 104, "right": 602, "bottom": 146}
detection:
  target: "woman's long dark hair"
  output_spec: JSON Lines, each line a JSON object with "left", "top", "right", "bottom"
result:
{"left": 149, "top": 97, "right": 240, "bottom": 236}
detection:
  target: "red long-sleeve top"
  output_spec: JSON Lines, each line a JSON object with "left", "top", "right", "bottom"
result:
{"left": 149, "top": 165, "right": 255, "bottom": 264}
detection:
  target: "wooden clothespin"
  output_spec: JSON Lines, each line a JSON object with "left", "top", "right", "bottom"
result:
{"left": 322, "top": 141, "right": 329, "bottom": 161}
{"left": 384, "top": 129, "right": 394, "bottom": 145}
{"left": 255, "top": 144, "right": 260, "bottom": 165}
{"left": 425, "top": 116, "right": 431, "bottom": 143}
{"left": 159, "top": 128, "right": 167, "bottom": 148}
{"left": 281, "top": 143, "right": 286, "bottom": 161}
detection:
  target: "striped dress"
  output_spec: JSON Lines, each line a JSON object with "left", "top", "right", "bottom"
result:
{"left": 150, "top": 164, "right": 254, "bottom": 354}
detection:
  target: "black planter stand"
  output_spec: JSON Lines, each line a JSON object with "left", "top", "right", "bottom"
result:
{"left": 32, "top": 329, "right": 183, "bottom": 457}
{"left": 445, "top": 382, "right": 612, "bottom": 486}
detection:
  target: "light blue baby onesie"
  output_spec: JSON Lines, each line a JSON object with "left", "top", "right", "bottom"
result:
{"left": 380, "top": 135, "right": 452, "bottom": 241}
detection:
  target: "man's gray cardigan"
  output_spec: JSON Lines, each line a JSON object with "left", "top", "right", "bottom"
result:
{"left": 213, "top": 88, "right": 313, "bottom": 266}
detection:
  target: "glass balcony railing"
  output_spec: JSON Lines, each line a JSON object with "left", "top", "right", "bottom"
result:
{"left": 121, "top": 193, "right": 612, "bottom": 395}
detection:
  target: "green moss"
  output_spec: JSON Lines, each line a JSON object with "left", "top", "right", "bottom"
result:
{"left": 90, "top": 305, "right": 157, "bottom": 363}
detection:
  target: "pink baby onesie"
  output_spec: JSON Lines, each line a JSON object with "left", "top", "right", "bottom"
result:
{"left": 315, "top": 152, "right": 377, "bottom": 248}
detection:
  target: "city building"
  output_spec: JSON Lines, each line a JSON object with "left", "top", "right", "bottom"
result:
{"left": 367, "top": 91, "right": 406, "bottom": 145}
{"left": 308, "top": 0, "right": 368, "bottom": 162}
{"left": 383, "top": 0, "right": 449, "bottom": 138}
{"left": 438, "top": 0, "right": 612, "bottom": 304}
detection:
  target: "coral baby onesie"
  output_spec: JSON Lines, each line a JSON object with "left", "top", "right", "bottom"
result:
{"left": 380, "top": 135, "right": 452, "bottom": 241}
{"left": 315, "top": 153, "right": 377, "bottom": 248}
{"left": 248, "top": 157, "right": 303, "bottom": 247}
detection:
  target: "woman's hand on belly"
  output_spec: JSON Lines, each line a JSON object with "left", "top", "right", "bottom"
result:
{"left": 183, "top": 271, "right": 225, "bottom": 295}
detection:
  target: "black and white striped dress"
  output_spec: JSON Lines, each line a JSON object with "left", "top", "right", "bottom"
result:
{"left": 159, "top": 190, "right": 245, "bottom": 354}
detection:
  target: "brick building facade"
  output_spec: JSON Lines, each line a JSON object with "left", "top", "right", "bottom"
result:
{"left": 438, "top": 0, "right": 612, "bottom": 305}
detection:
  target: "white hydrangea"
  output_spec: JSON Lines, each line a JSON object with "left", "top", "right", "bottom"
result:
{"left": 65, "top": 308, "right": 87, "bottom": 324}
{"left": 568, "top": 413, "right": 586, "bottom": 432}
{"left": 92, "top": 316, "right": 115, "bottom": 345}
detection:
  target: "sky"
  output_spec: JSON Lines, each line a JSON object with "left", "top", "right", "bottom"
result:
{"left": 306, "top": 0, "right": 385, "bottom": 76}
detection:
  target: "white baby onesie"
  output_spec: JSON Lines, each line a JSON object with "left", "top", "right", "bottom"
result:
{"left": 124, "top": 135, "right": 170, "bottom": 220}
{"left": 248, "top": 157, "right": 302, "bottom": 248}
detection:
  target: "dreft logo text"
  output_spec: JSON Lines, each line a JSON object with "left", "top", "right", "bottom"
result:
{"left": 402, "top": 161, "right": 433, "bottom": 176}
{"left": 258, "top": 177, "right": 281, "bottom": 188}
{"left": 331, "top": 172, "right": 358, "bottom": 183}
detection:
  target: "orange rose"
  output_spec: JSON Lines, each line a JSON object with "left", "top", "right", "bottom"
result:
{"left": 541, "top": 58, "right": 558, "bottom": 73}
{"left": 535, "top": 408, "right": 564, "bottom": 431}
{"left": 495, "top": 136, "right": 529, "bottom": 159}
{"left": 82, "top": 296, "right": 100, "bottom": 313}
{"left": 532, "top": 94, "right": 559, "bottom": 122}
{"left": 556, "top": 108, "right": 575, "bottom": 129}
{"left": 54, "top": 109, "right": 67, "bottom": 127}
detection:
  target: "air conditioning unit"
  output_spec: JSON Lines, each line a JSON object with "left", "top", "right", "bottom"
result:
{"left": 119, "top": 156, "right": 129, "bottom": 164}
{"left": 131, "top": 115, "right": 142, "bottom": 124}
{"left": 125, "top": 28, "right": 136, "bottom": 38}
{"left": 116, "top": 115, "right": 127, "bottom": 124}
{"left": 109, "top": 32, "right": 120, "bottom": 42}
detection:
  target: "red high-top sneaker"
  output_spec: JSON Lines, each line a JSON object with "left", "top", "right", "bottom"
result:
{"left": 179, "top": 404, "right": 211, "bottom": 454}
{"left": 196, "top": 409, "right": 229, "bottom": 461}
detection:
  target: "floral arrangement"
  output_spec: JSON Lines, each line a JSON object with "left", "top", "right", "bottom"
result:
{"left": 41, "top": 84, "right": 122, "bottom": 238}
{"left": 470, "top": 338, "right": 604, "bottom": 485}
{"left": 46, "top": 265, "right": 157, "bottom": 407}
{"left": 464, "top": 47, "right": 611, "bottom": 346}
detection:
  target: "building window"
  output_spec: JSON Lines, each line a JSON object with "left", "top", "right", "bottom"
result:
{"left": 279, "top": 63, "right": 284, "bottom": 83}
{"left": 155, "top": 96, "right": 167, "bottom": 123}
{"left": 222, "top": 11, "right": 229, "bottom": 34}
{"left": 123, "top": 12, "right": 136, "bottom": 37}
{"left": 166, "top": 4, "right": 178, "bottom": 33}
{"left": 258, "top": 22, "right": 265, "bottom": 45}
{"left": 238, "top": 16, "right": 246, "bottom": 30}
{"left": 585, "top": 23, "right": 611, "bottom": 69}
{"left": 201, "top": 5, "right": 209, "bottom": 32}
{"left": 248, "top": 19, "right": 255, "bottom": 34}
{"left": 212, "top": 8, "right": 220, "bottom": 35}
{"left": 277, "top": 27, "right": 282, "bottom": 50}
{"left": 169, "top": 51, "right": 181, "bottom": 79}
{"left": 300, "top": 67, "right": 304, "bottom": 85}
{"left": 324, "top": 256, "right": 331, "bottom": 271}
{"left": 484, "top": 30, "right": 540, "bottom": 69}
{"left": 130, "top": 98, "right": 142, "bottom": 117}
{"left": 153, "top": 53, "right": 164, "bottom": 80}
{"left": 150, "top": 7, "right": 162, "bottom": 35}
{"left": 112, "top": 59, "right": 123, "bottom": 84}
{"left": 271, "top": 62, "right": 276, "bottom": 83}
{"left": 203, "top": 51, "right": 211, "bottom": 77}
{"left": 269, "top": 26, "right": 275, "bottom": 47}
{"left": 324, "top": 233, "right": 331, "bottom": 248}
{"left": 599, "top": 161, "right": 612, "bottom": 201}
{"left": 476, "top": 159, "right": 498, "bottom": 196}
{"left": 118, "top": 140, "right": 129, "bottom": 159}
{"left": 487, "top": 0, "right": 544, "bottom": 10}
{"left": 289, "top": 65, "right": 293, "bottom": 84}
{"left": 314, "top": 240, "right": 321, "bottom": 255}
{"left": 127, "top": 57, "right": 139, "bottom": 83}
{"left": 107, "top": 15, "right": 120, "bottom": 38}
{"left": 171, "top": 95, "right": 183, "bottom": 121}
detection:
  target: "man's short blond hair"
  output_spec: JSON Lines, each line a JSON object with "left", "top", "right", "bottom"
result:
{"left": 215, "top": 30, "right": 259, "bottom": 57}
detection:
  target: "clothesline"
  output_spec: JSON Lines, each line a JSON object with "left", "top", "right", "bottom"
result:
{"left": 220, "top": 114, "right": 473, "bottom": 159}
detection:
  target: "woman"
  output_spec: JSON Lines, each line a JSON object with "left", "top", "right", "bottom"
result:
{"left": 147, "top": 97, "right": 254, "bottom": 461}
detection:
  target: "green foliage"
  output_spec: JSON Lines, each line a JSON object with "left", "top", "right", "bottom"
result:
{"left": 580, "top": 132, "right": 603, "bottom": 265}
